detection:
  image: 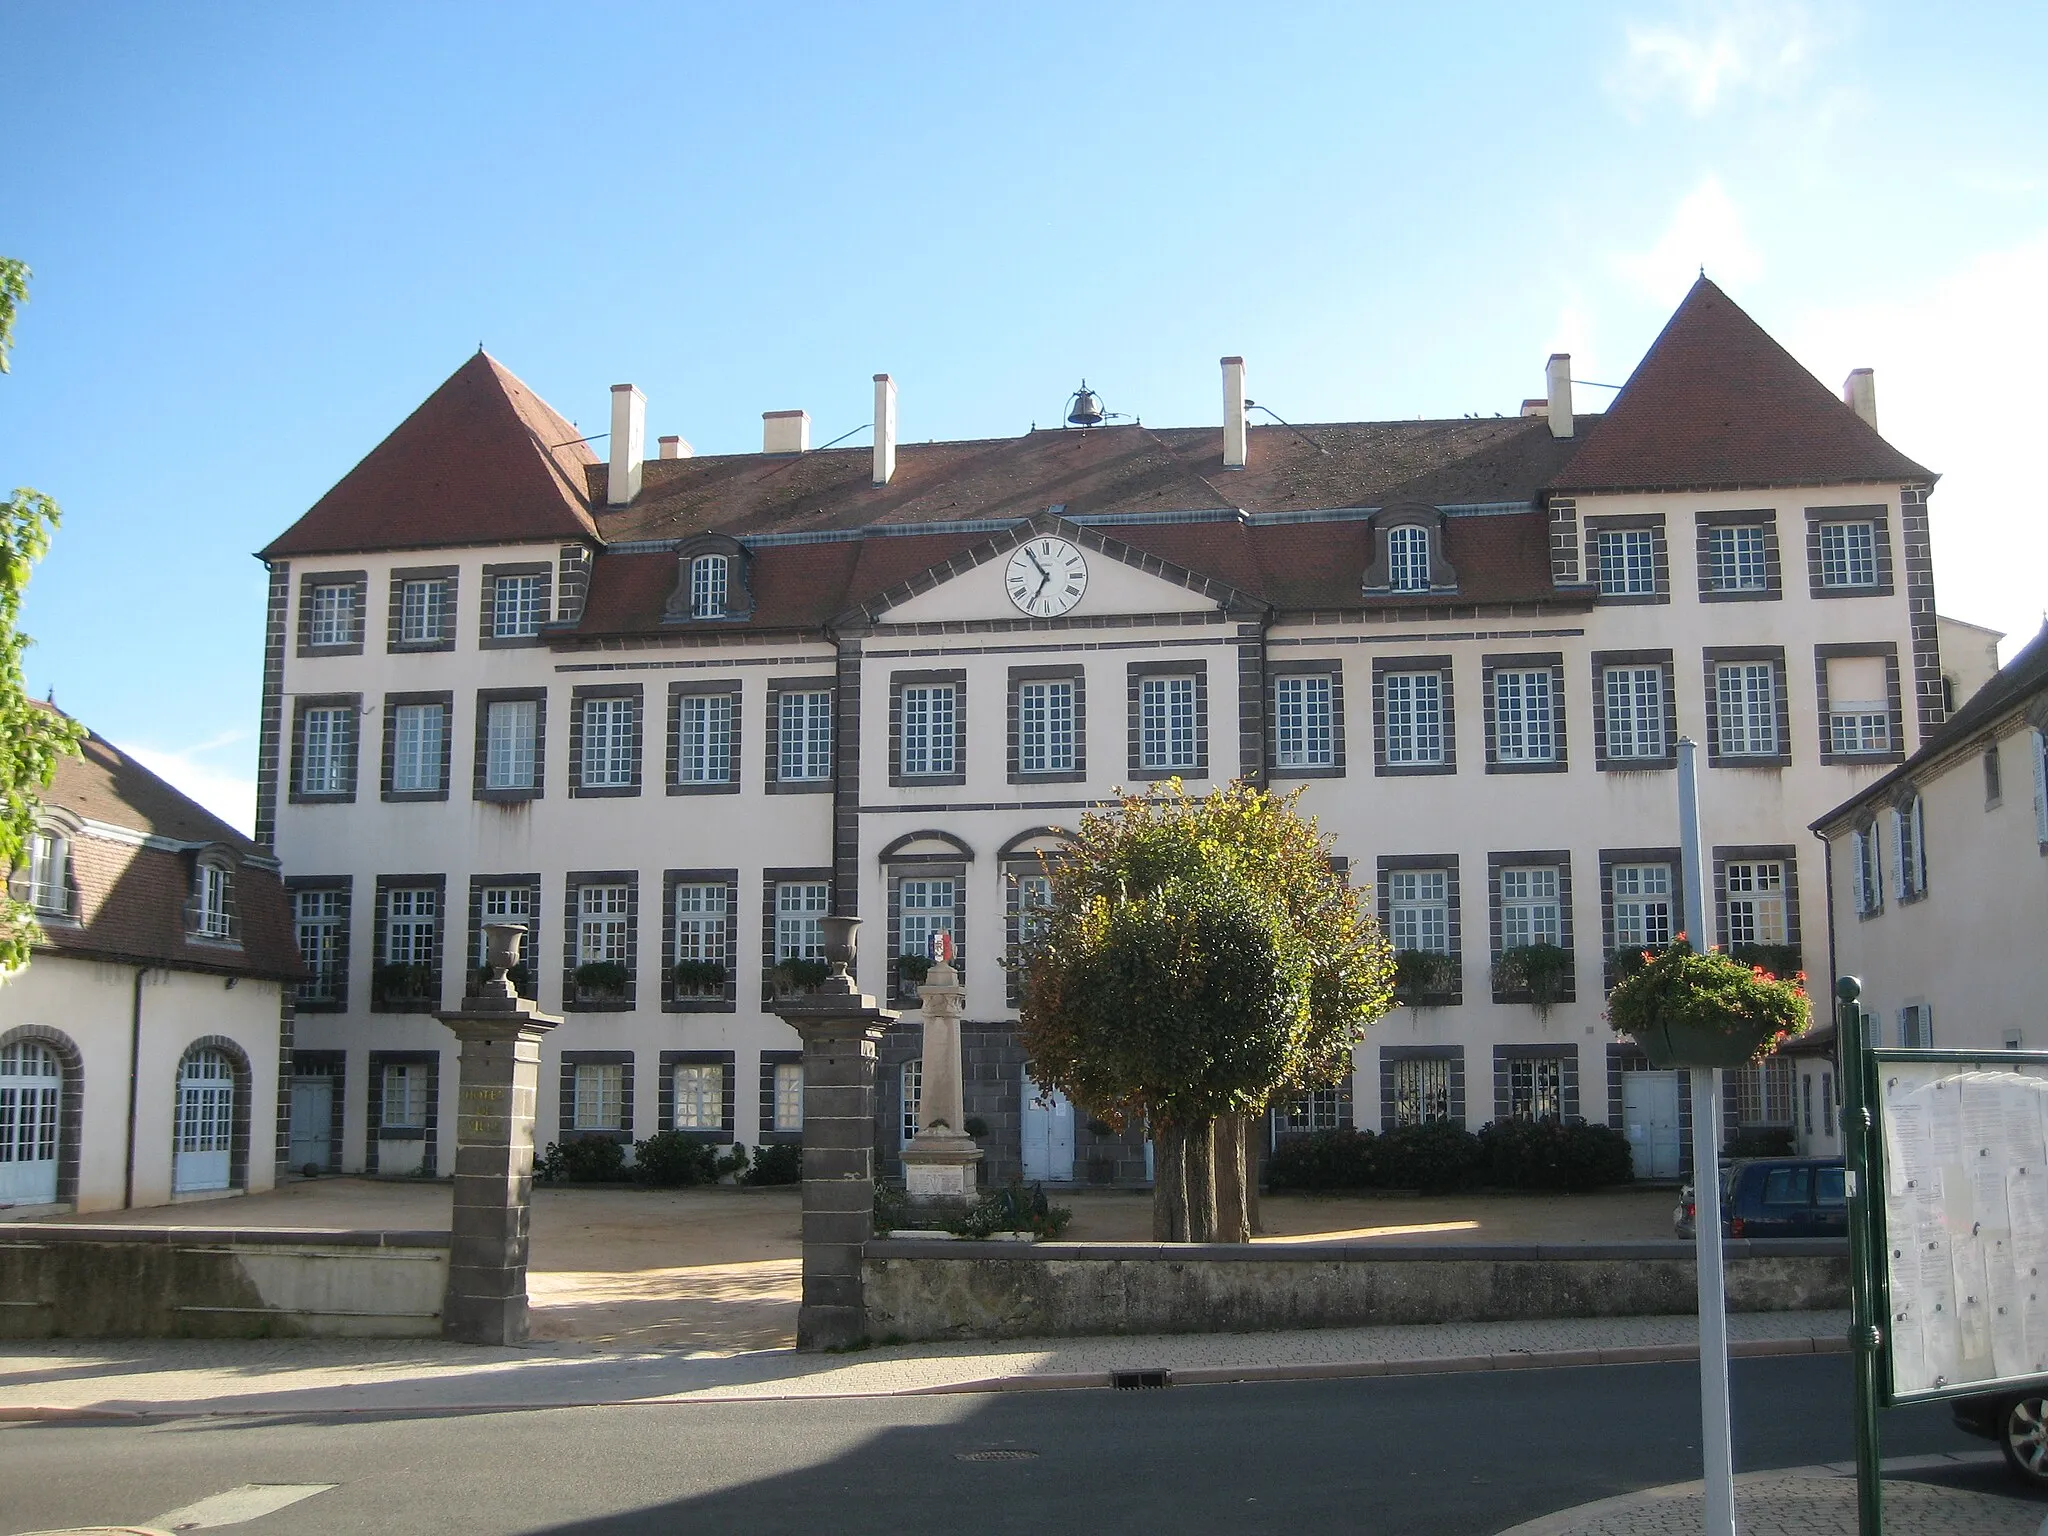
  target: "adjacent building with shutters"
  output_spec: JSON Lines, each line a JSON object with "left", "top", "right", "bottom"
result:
{"left": 2, "top": 712, "right": 299, "bottom": 1213}
{"left": 253, "top": 279, "right": 1961, "bottom": 1186}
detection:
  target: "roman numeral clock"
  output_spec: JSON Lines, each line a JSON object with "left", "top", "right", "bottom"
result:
{"left": 1005, "top": 536, "right": 1089, "bottom": 618}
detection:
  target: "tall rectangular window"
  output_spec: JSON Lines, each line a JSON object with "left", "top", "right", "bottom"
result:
{"left": 690, "top": 555, "right": 728, "bottom": 619}
{"left": 1274, "top": 675, "right": 1334, "bottom": 769}
{"left": 1139, "top": 676, "right": 1198, "bottom": 770}
{"left": 299, "top": 706, "right": 352, "bottom": 795}
{"left": 573, "top": 1063, "right": 625, "bottom": 1131}
{"left": 673, "top": 883, "right": 727, "bottom": 990}
{"left": 1735, "top": 1059, "right": 1795, "bottom": 1125}
{"left": 1388, "top": 870, "right": 1448, "bottom": 953}
{"left": 195, "top": 863, "right": 234, "bottom": 940}
{"left": 1383, "top": 672, "right": 1443, "bottom": 766}
{"left": 1387, "top": 525, "right": 1430, "bottom": 592}
{"left": 294, "top": 888, "right": 347, "bottom": 1002}
{"left": 901, "top": 685, "right": 957, "bottom": 777}
{"left": 1705, "top": 526, "right": 1767, "bottom": 592}
{"left": 478, "top": 884, "right": 532, "bottom": 966}
{"left": 308, "top": 583, "right": 355, "bottom": 646}
{"left": 678, "top": 694, "right": 733, "bottom": 785}
{"left": 385, "top": 888, "right": 437, "bottom": 964}
{"left": 1596, "top": 529, "right": 1656, "bottom": 596}
{"left": 1507, "top": 1057, "right": 1562, "bottom": 1120}
{"left": 485, "top": 700, "right": 538, "bottom": 790}
{"left": 1500, "top": 867, "right": 1561, "bottom": 948}
{"left": 382, "top": 1064, "right": 428, "bottom": 1129}
{"left": 1899, "top": 1005, "right": 1933, "bottom": 1049}
{"left": 581, "top": 697, "right": 635, "bottom": 788}
{"left": 1724, "top": 861, "right": 1787, "bottom": 946}
{"left": 1818, "top": 522, "right": 1877, "bottom": 588}
{"left": 577, "top": 885, "right": 630, "bottom": 965}
{"left": 779, "top": 691, "right": 833, "bottom": 781}
{"left": 1612, "top": 864, "right": 1672, "bottom": 951}
{"left": 898, "top": 878, "right": 956, "bottom": 964}
{"left": 901, "top": 1060, "right": 923, "bottom": 1143}
{"left": 1853, "top": 828, "right": 1883, "bottom": 915}
{"left": 27, "top": 830, "right": 66, "bottom": 915}
{"left": 1716, "top": 663, "right": 1779, "bottom": 757}
{"left": 674, "top": 1064, "right": 722, "bottom": 1129}
{"left": 392, "top": 703, "right": 445, "bottom": 793}
{"left": 1492, "top": 670, "right": 1553, "bottom": 763}
{"left": 398, "top": 579, "right": 448, "bottom": 644}
{"left": 493, "top": 573, "right": 543, "bottom": 638}
{"left": 1395, "top": 1058, "right": 1450, "bottom": 1127}
{"left": 773, "top": 1062, "right": 804, "bottom": 1132}
{"left": 775, "top": 882, "right": 828, "bottom": 961}
{"left": 1603, "top": 667, "right": 1666, "bottom": 760}
{"left": 1018, "top": 680, "right": 1076, "bottom": 774}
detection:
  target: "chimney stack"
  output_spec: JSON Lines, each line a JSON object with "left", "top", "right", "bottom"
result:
{"left": 873, "top": 374, "right": 898, "bottom": 486}
{"left": 608, "top": 384, "right": 646, "bottom": 506}
{"left": 763, "top": 410, "right": 810, "bottom": 455}
{"left": 658, "top": 435, "right": 692, "bottom": 460}
{"left": 1221, "top": 356, "right": 1248, "bottom": 470}
{"left": 1545, "top": 354, "right": 1574, "bottom": 439}
{"left": 1843, "top": 369, "right": 1878, "bottom": 431}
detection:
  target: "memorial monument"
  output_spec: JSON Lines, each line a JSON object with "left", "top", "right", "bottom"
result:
{"left": 899, "top": 931, "right": 982, "bottom": 1208}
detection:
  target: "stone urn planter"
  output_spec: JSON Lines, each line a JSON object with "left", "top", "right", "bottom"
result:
{"left": 1607, "top": 940, "right": 1811, "bottom": 1070}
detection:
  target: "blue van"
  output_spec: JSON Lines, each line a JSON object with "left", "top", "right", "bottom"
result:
{"left": 1672, "top": 1157, "right": 1847, "bottom": 1239}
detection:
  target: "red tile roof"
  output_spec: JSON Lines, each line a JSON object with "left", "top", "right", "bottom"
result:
{"left": 1550, "top": 278, "right": 1933, "bottom": 493}
{"left": 261, "top": 353, "right": 599, "bottom": 559}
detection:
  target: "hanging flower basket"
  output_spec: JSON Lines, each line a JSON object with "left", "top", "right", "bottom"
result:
{"left": 1605, "top": 939, "right": 1811, "bottom": 1070}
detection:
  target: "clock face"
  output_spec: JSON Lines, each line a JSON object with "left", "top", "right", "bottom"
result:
{"left": 1005, "top": 537, "right": 1089, "bottom": 617}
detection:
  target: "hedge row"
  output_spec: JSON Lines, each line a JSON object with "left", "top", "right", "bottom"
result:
{"left": 1264, "top": 1120, "right": 1635, "bottom": 1194}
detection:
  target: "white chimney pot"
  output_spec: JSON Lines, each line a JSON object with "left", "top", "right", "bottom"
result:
{"left": 873, "top": 373, "right": 898, "bottom": 486}
{"left": 1843, "top": 368, "right": 1878, "bottom": 431}
{"left": 763, "top": 410, "right": 810, "bottom": 455}
{"left": 658, "top": 435, "right": 692, "bottom": 460}
{"left": 1545, "top": 354, "right": 1574, "bottom": 439}
{"left": 1221, "top": 356, "right": 1248, "bottom": 470}
{"left": 608, "top": 384, "right": 646, "bottom": 506}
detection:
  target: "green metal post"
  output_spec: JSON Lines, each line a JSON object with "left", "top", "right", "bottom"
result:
{"left": 1838, "top": 976, "right": 1884, "bottom": 1536}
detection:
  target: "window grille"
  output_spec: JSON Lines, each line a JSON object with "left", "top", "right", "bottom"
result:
{"left": 1274, "top": 675, "right": 1334, "bottom": 768}
{"left": 392, "top": 703, "right": 444, "bottom": 793}
{"left": 493, "top": 573, "right": 543, "bottom": 638}
{"left": 308, "top": 583, "right": 355, "bottom": 646}
{"left": 899, "top": 879, "right": 955, "bottom": 968}
{"left": 484, "top": 700, "right": 537, "bottom": 790}
{"left": 773, "top": 1062, "right": 804, "bottom": 1132}
{"left": 26, "top": 830, "right": 67, "bottom": 915}
{"left": 1612, "top": 863, "right": 1672, "bottom": 950}
{"left": 775, "top": 883, "right": 828, "bottom": 961}
{"left": 901, "top": 685, "right": 957, "bottom": 776}
{"left": 1387, "top": 525, "right": 1430, "bottom": 592}
{"left": 194, "top": 863, "right": 234, "bottom": 940}
{"left": 779, "top": 691, "right": 833, "bottom": 781}
{"left": 674, "top": 1064, "right": 721, "bottom": 1130}
{"left": 1852, "top": 829, "right": 1883, "bottom": 915}
{"left": 299, "top": 706, "right": 352, "bottom": 794}
{"left": 690, "top": 555, "right": 728, "bottom": 619}
{"left": 294, "top": 888, "right": 347, "bottom": 1001}
{"left": 1394, "top": 1058, "right": 1450, "bottom": 1126}
{"left": 573, "top": 1063, "right": 624, "bottom": 1131}
{"left": 1895, "top": 796, "right": 1926, "bottom": 899}
{"left": 399, "top": 579, "right": 446, "bottom": 644}
{"left": 1715, "top": 662, "right": 1779, "bottom": 756}
{"left": 1602, "top": 666, "right": 1666, "bottom": 759}
{"left": 1830, "top": 709, "right": 1889, "bottom": 754}
{"left": 1706, "top": 525, "right": 1768, "bottom": 592}
{"left": 901, "top": 1060, "right": 923, "bottom": 1143}
{"left": 1596, "top": 529, "right": 1656, "bottom": 596}
{"left": 1507, "top": 1058, "right": 1561, "bottom": 1120}
{"left": 1383, "top": 672, "right": 1443, "bottom": 765}
{"left": 1018, "top": 680, "right": 1076, "bottom": 773}
{"left": 0, "top": 1042, "right": 60, "bottom": 1165}
{"left": 678, "top": 694, "right": 733, "bottom": 784}
{"left": 1724, "top": 861, "right": 1786, "bottom": 946}
{"left": 1279, "top": 1087, "right": 1342, "bottom": 1133}
{"left": 1388, "top": 870, "right": 1448, "bottom": 953}
{"left": 1500, "top": 867, "right": 1561, "bottom": 948}
{"left": 1818, "top": 522, "right": 1877, "bottom": 588}
{"left": 1493, "top": 670, "right": 1553, "bottom": 763}
{"left": 580, "top": 697, "right": 635, "bottom": 788}
{"left": 385, "top": 887, "right": 437, "bottom": 964}
{"left": 1139, "top": 676, "right": 1198, "bottom": 770}
{"left": 1735, "top": 1059, "right": 1795, "bottom": 1125}
{"left": 577, "top": 885, "right": 630, "bottom": 965}
{"left": 175, "top": 1051, "right": 234, "bottom": 1154}
{"left": 673, "top": 884, "right": 727, "bottom": 989}
{"left": 477, "top": 885, "right": 533, "bottom": 967}
{"left": 382, "top": 1063, "right": 428, "bottom": 1129}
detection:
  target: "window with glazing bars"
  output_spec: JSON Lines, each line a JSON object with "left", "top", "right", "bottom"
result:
{"left": 1611, "top": 864, "right": 1672, "bottom": 951}
{"left": 674, "top": 1063, "right": 721, "bottom": 1129}
{"left": 1706, "top": 526, "right": 1767, "bottom": 591}
{"left": 690, "top": 555, "right": 727, "bottom": 619}
{"left": 299, "top": 707, "right": 352, "bottom": 794}
{"left": 1724, "top": 861, "right": 1786, "bottom": 946}
{"left": 385, "top": 888, "right": 436, "bottom": 963}
{"left": 294, "top": 889, "right": 346, "bottom": 1000}
{"left": 399, "top": 579, "right": 447, "bottom": 643}
{"left": 382, "top": 1063, "right": 428, "bottom": 1128}
{"left": 678, "top": 695, "right": 732, "bottom": 784}
{"left": 780, "top": 691, "right": 832, "bottom": 781}
{"left": 901, "top": 685, "right": 957, "bottom": 776}
{"left": 478, "top": 885, "right": 532, "bottom": 966}
{"left": 1139, "top": 676, "right": 1198, "bottom": 769}
{"left": 1387, "top": 525, "right": 1430, "bottom": 592}
{"left": 1832, "top": 707, "right": 1889, "bottom": 754}
{"left": 1395, "top": 1058, "right": 1450, "bottom": 1127}
{"left": 26, "top": 830, "right": 66, "bottom": 914}
{"left": 577, "top": 885, "right": 629, "bottom": 965}
{"left": 776, "top": 882, "right": 827, "bottom": 961}
{"left": 1715, "top": 663, "right": 1778, "bottom": 756}
{"left": 1274, "top": 675, "right": 1334, "bottom": 768}
{"left": 1507, "top": 1058, "right": 1561, "bottom": 1120}
{"left": 1602, "top": 667, "right": 1665, "bottom": 759}
{"left": 673, "top": 884, "right": 727, "bottom": 990}
{"left": 773, "top": 1062, "right": 804, "bottom": 1132}
{"left": 901, "top": 1060, "right": 922, "bottom": 1142}
{"left": 308, "top": 584, "right": 355, "bottom": 646}
{"left": 1382, "top": 672, "right": 1442, "bottom": 765}
{"left": 1018, "top": 680, "right": 1075, "bottom": 773}
{"left": 581, "top": 697, "right": 635, "bottom": 787}
{"left": 1500, "top": 867, "right": 1561, "bottom": 948}
{"left": 573, "top": 1063, "right": 624, "bottom": 1130}
{"left": 1280, "top": 1087, "right": 1342, "bottom": 1133}
{"left": 392, "top": 703, "right": 444, "bottom": 792}
{"left": 1735, "top": 1059, "right": 1795, "bottom": 1125}
{"left": 485, "top": 700, "right": 537, "bottom": 790}
{"left": 1493, "top": 670, "right": 1553, "bottom": 762}
{"left": 1818, "top": 522, "right": 1876, "bottom": 587}
{"left": 195, "top": 863, "right": 233, "bottom": 939}
{"left": 1596, "top": 529, "right": 1656, "bottom": 595}
{"left": 493, "top": 573, "right": 543, "bottom": 638}
{"left": 899, "top": 879, "right": 955, "bottom": 966}
{"left": 1388, "top": 870, "right": 1448, "bottom": 953}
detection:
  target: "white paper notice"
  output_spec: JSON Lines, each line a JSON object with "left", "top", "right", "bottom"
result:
{"left": 1890, "top": 1293, "right": 1928, "bottom": 1394}
{"left": 1886, "top": 1099, "right": 1930, "bottom": 1198}
{"left": 1963, "top": 1073, "right": 2008, "bottom": 1166}
{"left": 1928, "top": 1079, "right": 1963, "bottom": 1165}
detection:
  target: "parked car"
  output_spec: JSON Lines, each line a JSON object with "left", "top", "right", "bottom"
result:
{"left": 1671, "top": 1157, "right": 1847, "bottom": 1239}
{"left": 1952, "top": 1390, "right": 2048, "bottom": 1485}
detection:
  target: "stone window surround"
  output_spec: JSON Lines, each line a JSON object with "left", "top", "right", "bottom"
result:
{"left": 378, "top": 690, "right": 455, "bottom": 804}
{"left": 285, "top": 874, "right": 353, "bottom": 1012}
{"left": 478, "top": 561, "right": 553, "bottom": 650}
{"left": 288, "top": 693, "right": 363, "bottom": 804}
{"left": 1813, "top": 642, "right": 1906, "bottom": 767}
{"left": 667, "top": 678, "right": 742, "bottom": 796}
{"left": 568, "top": 683, "right": 644, "bottom": 799}
{"left": 1379, "top": 1044, "right": 1466, "bottom": 1131}
{"left": 371, "top": 873, "right": 445, "bottom": 1014}
{"left": 1480, "top": 652, "right": 1567, "bottom": 776}
{"left": 660, "top": 1050, "right": 737, "bottom": 1141}
{"left": 472, "top": 687, "right": 547, "bottom": 803}
{"left": 1596, "top": 847, "right": 1683, "bottom": 988}
{"left": 0, "top": 1023, "right": 86, "bottom": 1206}
{"left": 885, "top": 853, "right": 969, "bottom": 1006}
{"left": 386, "top": 565, "right": 459, "bottom": 652}
{"left": 1493, "top": 1043, "right": 1580, "bottom": 1123}
{"left": 296, "top": 569, "right": 367, "bottom": 657}
{"left": 1371, "top": 655, "right": 1456, "bottom": 778}
{"left": 1377, "top": 853, "right": 1463, "bottom": 1006}
{"left": 890, "top": 668, "right": 968, "bottom": 788}
{"left": 661, "top": 867, "right": 740, "bottom": 1013}
{"left": 1711, "top": 844, "right": 1802, "bottom": 958}
{"left": 1803, "top": 505, "right": 1896, "bottom": 599}
{"left": 1703, "top": 646, "right": 1793, "bottom": 769}
{"left": 1583, "top": 514, "right": 1670, "bottom": 605}
{"left": 1125, "top": 659, "right": 1211, "bottom": 781}
{"left": 764, "top": 675, "right": 835, "bottom": 795}
{"left": 1589, "top": 650, "right": 1677, "bottom": 773}
{"left": 662, "top": 535, "right": 756, "bottom": 624}
{"left": 758, "top": 1050, "right": 803, "bottom": 1145}
{"left": 558, "top": 1051, "right": 634, "bottom": 1144}
{"left": 1006, "top": 664, "right": 1088, "bottom": 785}
{"left": 1359, "top": 504, "right": 1459, "bottom": 595}
{"left": 1267, "top": 658, "right": 1347, "bottom": 781}
{"left": 562, "top": 870, "right": 639, "bottom": 1012}
{"left": 761, "top": 865, "right": 834, "bottom": 985}
{"left": 464, "top": 873, "right": 541, "bottom": 1000}
{"left": 1693, "top": 510, "right": 1782, "bottom": 604}
{"left": 1486, "top": 850, "right": 1576, "bottom": 1006}
{"left": 364, "top": 1048, "right": 436, "bottom": 1174}
{"left": 1002, "top": 839, "right": 1065, "bottom": 1007}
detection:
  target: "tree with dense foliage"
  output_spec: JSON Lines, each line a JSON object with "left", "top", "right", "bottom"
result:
{"left": 1018, "top": 780, "right": 1395, "bottom": 1241}
{"left": 0, "top": 258, "right": 86, "bottom": 977}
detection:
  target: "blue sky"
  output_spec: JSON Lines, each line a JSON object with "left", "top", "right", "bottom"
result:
{"left": 4, "top": 1, "right": 2045, "bottom": 830}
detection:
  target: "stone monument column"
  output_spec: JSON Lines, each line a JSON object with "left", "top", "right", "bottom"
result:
{"left": 899, "top": 949, "right": 981, "bottom": 1207}
{"left": 437, "top": 922, "right": 561, "bottom": 1346}
{"left": 774, "top": 915, "right": 896, "bottom": 1350}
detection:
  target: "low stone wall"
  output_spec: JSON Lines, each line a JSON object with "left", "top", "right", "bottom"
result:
{"left": 863, "top": 1239, "right": 1849, "bottom": 1342}
{"left": 0, "top": 1225, "right": 451, "bottom": 1339}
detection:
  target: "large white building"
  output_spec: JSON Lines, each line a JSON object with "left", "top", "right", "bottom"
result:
{"left": 257, "top": 279, "right": 1949, "bottom": 1185}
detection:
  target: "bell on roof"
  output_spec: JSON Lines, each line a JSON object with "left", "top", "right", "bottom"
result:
{"left": 1065, "top": 382, "right": 1105, "bottom": 428}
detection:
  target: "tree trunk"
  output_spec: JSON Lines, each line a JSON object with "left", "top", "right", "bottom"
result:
{"left": 1244, "top": 1115, "right": 1265, "bottom": 1236}
{"left": 1151, "top": 1121, "right": 1190, "bottom": 1241}
{"left": 1213, "top": 1112, "right": 1251, "bottom": 1243}
{"left": 1185, "top": 1118, "right": 1217, "bottom": 1243}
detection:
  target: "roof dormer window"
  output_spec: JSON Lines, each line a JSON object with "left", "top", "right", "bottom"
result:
{"left": 1362, "top": 504, "right": 1455, "bottom": 597}
{"left": 25, "top": 828, "right": 70, "bottom": 917}
{"left": 190, "top": 857, "right": 238, "bottom": 944}
{"left": 691, "top": 554, "right": 729, "bottom": 619}
{"left": 1388, "top": 526, "right": 1430, "bottom": 593}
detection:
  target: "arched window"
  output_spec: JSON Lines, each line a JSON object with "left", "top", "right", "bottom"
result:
{"left": 1387, "top": 525, "right": 1431, "bottom": 592}
{"left": 0, "top": 1042, "right": 61, "bottom": 1205}
{"left": 690, "top": 554, "right": 728, "bottom": 619}
{"left": 174, "top": 1048, "right": 237, "bottom": 1193}
{"left": 25, "top": 828, "right": 68, "bottom": 916}
{"left": 191, "top": 858, "right": 236, "bottom": 941}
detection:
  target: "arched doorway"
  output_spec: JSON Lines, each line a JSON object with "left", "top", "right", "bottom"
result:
{"left": 173, "top": 1047, "right": 237, "bottom": 1193}
{"left": 0, "top": 1041, "right": 61, "bottom": 1205}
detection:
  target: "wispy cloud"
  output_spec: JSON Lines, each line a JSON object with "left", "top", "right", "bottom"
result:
{"left": 1611, "top": 1, "right": 1841, "bottom": 116}
{"left": 1610, "top": 175, "right": 1763, "bottom": 303}
{"left": 127, "top": 735, "right": 256, "bottom": 836}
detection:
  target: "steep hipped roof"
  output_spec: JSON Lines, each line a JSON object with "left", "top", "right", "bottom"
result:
{"left": 261, "top": 353, "right": 599, "bottom": 559}
{"left": 1550, "top": 278, "right": 1933, "bottom": 493}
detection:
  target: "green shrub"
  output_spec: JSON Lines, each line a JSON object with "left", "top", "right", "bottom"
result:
{"left": 1478, "top": 1118, "right": 1635, "bottom": 1192}
{"left": 371, "top": 961, "right": 438, "bottom": 1004}
{"left": 1493, "top": 944, "right": 1575, "bottom": 1011}
{"left": 670, "top": 959, "right": 727, "bottom": 996}
{"left": 1393, "top": 949, "right": 1459, "bottom": 1001}
{"left": 953, "top": 1181, "right": 1072, "bottom": 1240}
{"left": 1725, "top": 1127, "right": 1796, "bottom": 1158}
{"left": 897, "top": 953, "right": 932, "bottom": 986}
{"left": 744, "top": 1142, "right": 803, "bottom": 1185}
{"left": 717, "top": 1143, "right": 750, "bottom": 1180}
{"left": 1265, "top": 1128, "right": 1379, "bottom": 1190}
{"left": 538, "top": 1136, "right": 626, "bottom": 1183}
{"left": 1375, "top": 1121, "right": 1485, "bottom": 1193}
{"left": 1606, "top": 940, "right": 1811, "bottom": 1062}
{"left": 574, "top": 960, "right": 632, "bottom": 998}
{"left": 770, "top": 959, "right": 830, "bottom": 995}
{"left": 632, "top": 1130, "right": 720, "bottom": 1187}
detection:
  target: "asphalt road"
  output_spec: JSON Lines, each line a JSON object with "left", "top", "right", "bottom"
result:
{"left": 0, "top": 1356, "right": 2029, "bottom": 1536}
